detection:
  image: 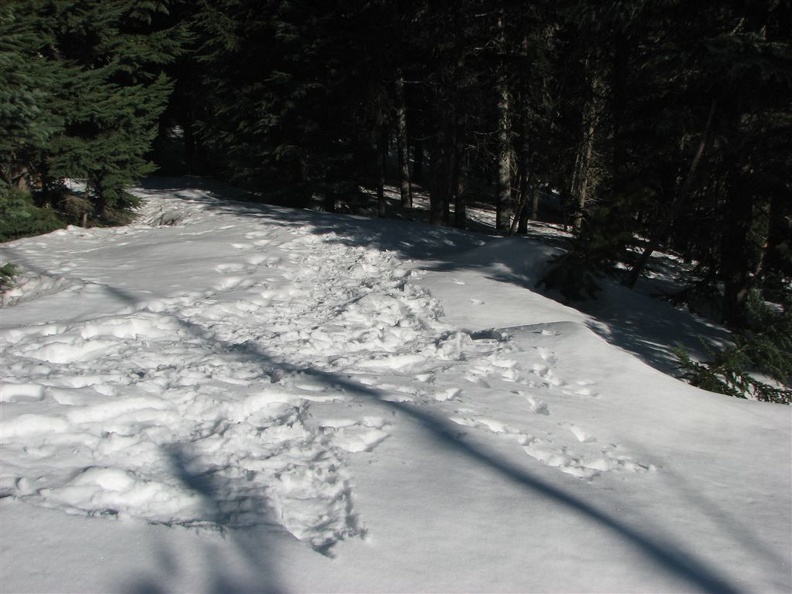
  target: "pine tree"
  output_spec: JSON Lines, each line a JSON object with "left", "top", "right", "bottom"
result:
{"left": 539, "top": 0, "right": 792, "bottom": 323}
{"left": 0, "top": 0, "right": 181, "bottom": 223}
{"left": 0, "top": 1, "right": 64, "bottom": 190}
{"left": 48, "top": 0, "right": 179, "bottom": 218}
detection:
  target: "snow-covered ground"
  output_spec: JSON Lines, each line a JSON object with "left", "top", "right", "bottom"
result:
{"left": 1, "top": 178, "right": 789, "bottom": 593}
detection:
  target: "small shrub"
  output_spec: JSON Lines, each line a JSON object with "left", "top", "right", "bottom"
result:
{"left": 676, "top": 291, "right": 792, "bottom": 404}
{"left": 57, "top": 193, "right": 94, "bottom": 225}
{"left": 0, "top": 187, "right": 65, "bottom": 242}
{"left": 538, "top": 250, "right": 602, "bottom": 301}
{"left": 0, "top": 262, "right": 19, "bottom": 293}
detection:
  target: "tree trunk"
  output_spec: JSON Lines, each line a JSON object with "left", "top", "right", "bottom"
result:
{"left": 182, "top": 114, "right": 197, "bottom": 175}
{"left": 511, "top": 91, "right": 532, "bottom": 234}
{"left": 508, "top": 192, "right": 524, "bottom": 236}
{"left": 720, "top": 162, "right": 753, "bottom": 327}
{"left": 453, "top": 128, "right": 466, "bottom": 229}
{"left": 450, "top": 29, "right": 465, "bottom": 230}
{"left": 609, "top": 31, "right": 629, "bottom": 184}
{"left": 377, "top": 123, "right": 387, "bottom": 218}
{"left": 395, "top": 70, "right": 412, "bottom": 209}
{"left": 524, "top": 184, "right": 537, "bottom": 232}
{"left": 495, "top": 78, "right": 513, "bottom": 231}
{"left": 570, "top": 63, "right": 605, "bottom": 232}
{"left": 430, "top": 131, "right": 450, "bottom": 226}
{"left": 323, "top": 191, "right": 336, "bottom": 213}
{"left": 530, "top": 183, "right": 539, "bottom": 221}
{"left": 495, "top": 11, "right": 513, "bottom": 232}
{"left": 413, "top": 139, "right": 423, "bottom": 184}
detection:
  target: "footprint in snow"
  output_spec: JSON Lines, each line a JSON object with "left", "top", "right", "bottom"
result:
{"left": 563, "top": 422, "right": 596, "bottom": 443}
{"left": 523, "top": 440, "right": 656, "bottom": 480}
{"left": 213, "top": 276, "right": 256, "bottom": 292}
{"left": 214, "top": 263, "right": 250, "bottom": 274}
{"left": 565, "top": 380, "right": 599, "bottom": 399}
{"left": 230, "top": 242, "right": 253, "bottom": 251}
{"left": 449, "top": 411, "right": 532, "bottom": 445}
{"left": 434, "top": 387, "right": 462, "bottom": 401}
{"left": 512, "top": 390, "right": 550, "bottom": 415}
{"left": 535, "top": 347, "right": 557, "bottom": 365}
{"left": 530, "top": 364, "right": 564, "bottom": 388}
{"left": 447, "top": 407, "right": 654, "bottom": 481}
{"left": 318, "top": 416, "right": 391, "bottom": 453}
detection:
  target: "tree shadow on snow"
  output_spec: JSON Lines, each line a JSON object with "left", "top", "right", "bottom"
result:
{"left": 44, "top": 178, "right": 749, "bottom": 592}
{"left": 148, "top": 307, "right": 741, "bottom": 593}
{"left": 233, "top": 347, "right": 743, "bottom": 593}
{"left": 2, "top": 180, "right": 769, "bottom": 592}
{"left": 123, "top": 441, "right": 285, "bottom": 594}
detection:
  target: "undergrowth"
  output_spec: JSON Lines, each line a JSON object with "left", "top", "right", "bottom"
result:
{"left": 676, "top": 291, "right": 792, "bottom": 404}
{"left": 0, "top": 187, "right": 65, "bottom": 242}
{"left": 0, "top": 262, "right": 19, "bottom": 294}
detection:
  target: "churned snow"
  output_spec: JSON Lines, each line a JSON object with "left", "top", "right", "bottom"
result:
{"left": 0, "top": 178, "right": 789, "bottom": 593}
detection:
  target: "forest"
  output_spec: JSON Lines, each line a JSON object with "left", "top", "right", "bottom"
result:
{"left": 1, "top": 0, "right": 791, "bottom": 399}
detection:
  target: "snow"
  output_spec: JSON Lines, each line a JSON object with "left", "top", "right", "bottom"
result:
{"left": 1, "top": 178, "right": 790, "bottom": 593}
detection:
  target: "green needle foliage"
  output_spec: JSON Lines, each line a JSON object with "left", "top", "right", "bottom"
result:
{"left": 676, "top": 291, "right": 792, "bottom": 404}
{"left": 0, "top": 186, "right": 65, "bottom": 241}
{"left": 0, "top": 0, "right": 183, "bottom": 227}
{"left": 0, "top": 262, "right": 19, "bottom": 293}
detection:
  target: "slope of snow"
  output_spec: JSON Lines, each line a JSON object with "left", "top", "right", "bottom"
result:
{"left": 1, "top": 179, "right": 789, "bottom": 593}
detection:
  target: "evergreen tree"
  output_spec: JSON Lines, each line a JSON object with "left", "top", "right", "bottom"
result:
{"left": 0, "top": 0, "right": 181, "bottom": 223}
{"left": 539, "top": 0, "right": 792, "bottom": 328}
{"left": 194, "top": 0, "right": 377, "bottom": 208}
{"left": 0, "top": 1, "right": 64, "bottom": 190}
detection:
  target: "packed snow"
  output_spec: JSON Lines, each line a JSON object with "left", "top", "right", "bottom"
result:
{"left": 1, "top": 178, "right": 790, "bottom": 593}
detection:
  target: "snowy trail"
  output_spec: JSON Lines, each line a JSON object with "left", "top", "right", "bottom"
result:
{"left": 1, "top": 193, "right": 443, "bottom": 551}
{"left": 1, "top": 188, "right": 655, "bottom": 547}
{"left": 1, "top": 181, "right": 789, "bottom": 592}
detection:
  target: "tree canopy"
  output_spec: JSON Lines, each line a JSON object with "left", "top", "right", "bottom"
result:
{"left": 1, "top": 0, "right": 183, "bottom": 219}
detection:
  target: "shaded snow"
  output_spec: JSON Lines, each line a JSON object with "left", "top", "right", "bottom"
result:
{"left": 0, "top": 179, "right": 789, "bottom": 593}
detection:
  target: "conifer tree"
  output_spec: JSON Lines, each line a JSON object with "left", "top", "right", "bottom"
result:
{"left": 0, "top": 0, "right": 181, "bottom": 223}
{"left": 194, "top": 0, "right": 377, "bottom": 208}
{"left": 0, "top": 1, "right": 64, "bottom": 190}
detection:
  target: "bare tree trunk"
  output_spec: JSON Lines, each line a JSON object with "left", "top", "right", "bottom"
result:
{"left": 509, "top": 193, "right": 524, "bottom": 236}
{"left": 446, "top": 136, "right": 457, "bottom": 228}
{"left": 453, "top": 127, "right": 466, "bottom": 229}
{"left": 511, "top": 95, "right": 532, "bottom": 235}
{"left": 495, "top": 11, "right": 513, "bottom": 232}
{"left": 377, "top": 124, "right": 387, "bottom": 218}
{"left": 570, "top": 124, "right": 595, "bottom": 230}
{"left": 413, "top": 139, "right": 423, "bottom": 184}
{"left": 530, "top": 184, "right": 539, "bottom": 221}
{"left": 721, "top": 161, "right": 753, "bottom": 327}
{"left": 430, "top": 132, "right": 450, "bottom": 226}
{"left": 495, "top": 78, "right": 513, "bottom": 231}
{"left": 570, "top": 63, "right": 605, "bottom": 232}
{"left": 450, "top": 32, "right": 466, "bottom": 229}
{"left": 395, "top": 70, "right": 412, "bottom": 209}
